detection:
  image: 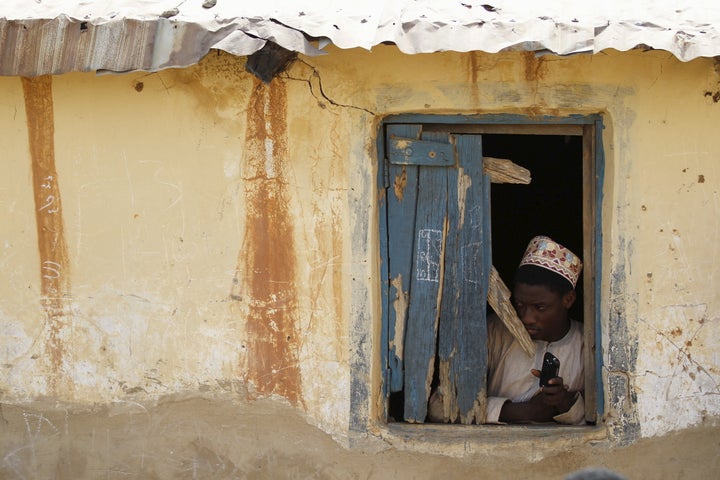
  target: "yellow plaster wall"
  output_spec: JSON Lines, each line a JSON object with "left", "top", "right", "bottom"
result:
{"left": 54, "top": 69, "right": 250, "bottom": 395}
{"left": 622, "top": 57, "right": 720, "bottom": 436}
{"left": 1, "top": 46, "right": 719, "bottom": 442}
{"left": 0, "top": 78, "right": 45, "bottom": 394}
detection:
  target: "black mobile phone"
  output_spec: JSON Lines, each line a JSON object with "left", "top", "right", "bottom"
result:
{"left": 539, "top": 352, "right": 560, "bottom": 387}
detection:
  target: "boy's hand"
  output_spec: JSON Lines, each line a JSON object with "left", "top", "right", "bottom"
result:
{"left": 531, "top": 369, "right": 576, "bottom": 414}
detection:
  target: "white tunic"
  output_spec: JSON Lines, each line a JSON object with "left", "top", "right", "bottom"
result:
{"left": 486, "top": 315, "right": 585, "bottom": 424}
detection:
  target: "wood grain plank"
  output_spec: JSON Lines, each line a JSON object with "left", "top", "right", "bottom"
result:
{"left": 403, "top": 160, "right": 448, "bottom": 422}
{"left": 385, "top": 124, "right": 422, "bottom": 393}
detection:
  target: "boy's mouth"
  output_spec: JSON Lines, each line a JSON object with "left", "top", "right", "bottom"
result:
{"left": 525, "top": 327, "right": 540, "bottom": 337}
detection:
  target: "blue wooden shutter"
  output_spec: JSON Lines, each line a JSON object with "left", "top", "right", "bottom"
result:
{"left": 384, "top": 125, "right": 490, "bottom": 424}
{"left": 436, "top": 135, "right": 490, "bottom": 424}
{"left": 385, "top": 124, "right": 422, "bottom": 395}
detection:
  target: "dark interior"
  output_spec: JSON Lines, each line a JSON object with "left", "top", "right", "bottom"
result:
{"left": 484, "top": 133, "right": 584, "bottom": 322}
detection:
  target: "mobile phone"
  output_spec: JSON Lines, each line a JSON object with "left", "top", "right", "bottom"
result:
{"left": 539, "top": 352, "right": 560, "bottom": 387}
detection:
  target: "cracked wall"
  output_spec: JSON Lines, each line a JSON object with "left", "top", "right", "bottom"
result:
{"left": 1, "top": 47, "right": 719, "bottom": 447}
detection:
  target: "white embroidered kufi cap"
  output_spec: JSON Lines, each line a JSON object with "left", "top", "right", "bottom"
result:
{"left": 519, "top": 235, "right": 583, "bottom": 287}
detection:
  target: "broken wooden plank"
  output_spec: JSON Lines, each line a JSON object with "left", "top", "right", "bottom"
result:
{"left": 483, "top": 156, "right": 531, "bottom": 184}
{"left": 436, "top": 134, "right": 489, "bottom": 425}
{"left": 402, "top": 167, "right": 448, "bottom": 423}
{"left": 385, "top": 125, "right": 422, "bottom": 394}
{"left": 487, "top": 265, "right": 536, "bottom": 357}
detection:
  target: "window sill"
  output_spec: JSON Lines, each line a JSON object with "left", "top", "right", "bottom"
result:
{"left": 375, "top": 422, "right": 607, "bottom": 458}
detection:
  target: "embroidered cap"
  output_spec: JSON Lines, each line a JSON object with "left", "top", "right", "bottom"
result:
{"left": 519, "top": 235, "right": 583, "bottom": 288}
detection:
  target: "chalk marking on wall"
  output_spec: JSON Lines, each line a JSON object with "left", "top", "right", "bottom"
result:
{"left": 19, "top": 411, "right": 60, "bottom": 467}
{"left": 1, "top": 444, "right": 35, "bottom": 479}
{"left": 110, "top": 399, "right": 151, "bottom": 417}
{"left": 41, "top": 260, "right": 62, "bottom": 280}
{"left": 23, "top": 412, "right": 59, "bottom": 439}
{"left": 157, "top": 180, "right": 184, "bottom": 211}
{"left": 416, "top": 228, "right": 442, "bottom": 282}
{"left": 39, "top": 178, "right": 60, "bottom": 215}
{"left": 38, "top": 175, "right": 60, "bottom": 214}
{"left": 37, "top": 195, "right": 57, "bottom": 213}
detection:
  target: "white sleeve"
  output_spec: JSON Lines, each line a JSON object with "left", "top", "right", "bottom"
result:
{"left": 553, "top": 392, "right": 585, "bottom": 425}
{"left": 485, "top": 396, "right": 509, "bottom": 424}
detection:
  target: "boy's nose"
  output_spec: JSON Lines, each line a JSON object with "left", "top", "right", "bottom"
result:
{"left": 520, "top": 310, "right": 535, "bottom": 325}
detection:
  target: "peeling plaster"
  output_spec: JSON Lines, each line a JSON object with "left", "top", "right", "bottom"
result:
{"left": 456, "top": 167, "right": 471, "bottom": 229}
{"left": 635, "top": 304, "right": 720, "bottom": 437}
{"left": 393, "top": 167, "right": 407, "bottom": 201}
{"left": 390, "top": 275, "right": 408, "bottom": 361}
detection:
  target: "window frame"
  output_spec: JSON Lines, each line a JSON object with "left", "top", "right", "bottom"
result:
{"left": 372, "top": 113, "right": 604, "bottom": 429}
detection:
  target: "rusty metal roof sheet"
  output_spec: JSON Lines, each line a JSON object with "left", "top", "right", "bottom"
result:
{"left": 1, "top": 0, "right": 719, "bottom": 76}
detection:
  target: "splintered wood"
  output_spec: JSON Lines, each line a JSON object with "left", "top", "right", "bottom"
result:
{"left": 483, "top": 157, "right": 531, "bottom": 184}
{"left": 487, "top": 265, "right": 536, "bottom": 357}
{"left": 484, "top": 156, "right": 533, "bottom": 356}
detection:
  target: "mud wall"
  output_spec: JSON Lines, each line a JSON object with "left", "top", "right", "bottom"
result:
{"left": 1, "top": 47, "right": 719, "bottom": 447}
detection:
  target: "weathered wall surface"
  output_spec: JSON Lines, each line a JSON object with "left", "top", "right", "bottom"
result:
{"left": 1, "top": 46, "right": 719, "bottom": 454}
{"left": 2, "top": 395, "right": 719, "bottom": 480}
{"left": 627, "top": 56, "right": 720, "bottom": 437}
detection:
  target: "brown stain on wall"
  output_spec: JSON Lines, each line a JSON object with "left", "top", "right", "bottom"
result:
{"left": 21, "top": 76, "right": 71, "bottom": 392}
{"left": 169, "top": 52, "right": 253, "bottom": 123}
{"left": 235, "top": 78, "right": 302, "bottom": 406}
{"left": 523, "top": 51, "right": 545, "bottom": 82}
{"left": 468, "top": 51, "right": 480, "bottom": 107}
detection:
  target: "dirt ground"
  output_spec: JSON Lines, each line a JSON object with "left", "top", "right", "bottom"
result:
{"left": 1, "top": 394, "right": 718, "bottom": 480}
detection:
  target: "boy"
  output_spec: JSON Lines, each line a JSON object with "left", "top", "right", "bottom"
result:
{"left": 488, "top": 235, "right": 585, "bottom": 424}
{"left": 428, "top": 235, "right": 585, "bottom": 424}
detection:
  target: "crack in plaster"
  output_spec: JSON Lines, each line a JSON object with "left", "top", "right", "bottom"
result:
{"left": 285, "top": 60, "right": 377, "bottom": 116}
{"left": 637, "top": 311, "right": 720, "bottom": 394}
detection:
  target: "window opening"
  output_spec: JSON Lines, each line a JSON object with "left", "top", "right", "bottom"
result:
{"left": 382, "top": 121, "right": 598, "bottom": 426}
{"left": 486, "top": 134, "right": 584, "bottom": 324}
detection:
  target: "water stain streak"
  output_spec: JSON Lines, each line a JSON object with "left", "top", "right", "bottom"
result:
{"left": 22, "top": 75, "right": 71, "bottom": 393}
{"left": 235, "top": 79, "right": 302, "bottom": 406}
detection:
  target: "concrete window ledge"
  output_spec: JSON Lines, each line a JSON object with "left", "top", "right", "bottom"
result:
{"left": 374, "top": 423, "right": 608, "bottom": 458}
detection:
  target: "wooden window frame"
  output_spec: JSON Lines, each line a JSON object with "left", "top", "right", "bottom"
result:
{"left": 374, "top": 114, "right": 604, "bottom": 428}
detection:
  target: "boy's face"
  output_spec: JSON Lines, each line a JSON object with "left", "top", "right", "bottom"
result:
{"left": 512, "top": 282, "right": 576, "bottom": 343}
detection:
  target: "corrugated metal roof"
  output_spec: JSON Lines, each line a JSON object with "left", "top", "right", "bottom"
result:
{"left": 1, "top": 0, "right": 719, "bottom": 76}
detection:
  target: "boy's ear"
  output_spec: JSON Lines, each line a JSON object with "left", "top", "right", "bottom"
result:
{"left": 562, "top": 290, "right": 576, "bottom": 309}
